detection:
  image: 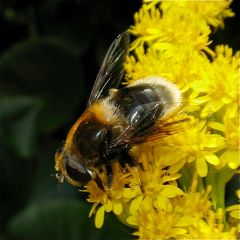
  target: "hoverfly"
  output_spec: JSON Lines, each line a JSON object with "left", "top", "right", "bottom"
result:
{"left": 55, "top": 31, "right": 186, "bottom": 189}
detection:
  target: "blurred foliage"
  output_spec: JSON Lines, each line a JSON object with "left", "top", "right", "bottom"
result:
{"left": 0, "top": 0, "right": 239, "bottom": 239}
{"left": 0, "top": 0, "right": 139, "bottom": 239}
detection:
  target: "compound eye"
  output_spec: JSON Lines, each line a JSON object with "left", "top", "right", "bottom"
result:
{"left": 65, "top": 159, "right": 92, "bottom": 184}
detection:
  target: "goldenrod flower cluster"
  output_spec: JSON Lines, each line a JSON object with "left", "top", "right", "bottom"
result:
{"left": 85, "top": 1, "right": 239, "bottom": 239}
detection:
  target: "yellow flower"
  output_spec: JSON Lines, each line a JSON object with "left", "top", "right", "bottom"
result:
{"left": 129, "top": 190, "right": 237, "bottom": 239}
{"left": 159, "top": 0, "right": 234, "bottom": 28}
{"left": 86, "top": 163, "right": 132, "bottom": 228}
{"left": 130, "top": 3, "right": 212, "bottom": 54}
{"left": 111, "top": 142, "right": 187, "bottom": 229}
{"left": 227, "top": 205, "right": 240, "bottom": 220}
{"left": 174, "top": 185, "right": 212, "bottom": 220}
{"left": 188, "top": 209, "right": 237, "bottom": 239}
{"left": 209, "top": 113, "right": 240, "bottom": 169}
{"left": 133, "top": 144, "right": 183, "bottom": 187}
{"left": 160, "top": 122, "right": 225, "bottom": 177}
{"left": 191, "top": 45, "right": 240, "bottom": 117}
{"left": 125, "top": 45, "right": 211, "bottom": 91}
{"left": 226, "top": 189, "right": 240, "bottom": 232}
{"left": 129, "top": 198, "right": 192, "bottom": 239}
{"left": 82, "top": 1, "right": 239, "bottom": 238}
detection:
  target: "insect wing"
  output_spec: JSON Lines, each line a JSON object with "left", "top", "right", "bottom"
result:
{"left": 109, "top": 102, "right": 207, "bottom": 150}
{"left": 109, "top": 101, "right": 171, "bottom": 148}
{"left": 87, "top": 31, "right": 130, "bottom": 107}
{"left": 128, "top": 116, "right": 198, "bottom": 145}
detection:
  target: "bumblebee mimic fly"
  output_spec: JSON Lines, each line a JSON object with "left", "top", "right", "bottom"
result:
{"left": 55, "top": 31, "right": 189, "bottom": 189}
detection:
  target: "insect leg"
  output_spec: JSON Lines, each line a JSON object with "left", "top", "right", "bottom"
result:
{"left": 95, "top": 174, "right": 105, "bottom": 191}
{"left": 119, "top": 150, "right": 137, "bottom": 167}
{"left": 120, "top": 150, "right": 144, "bottom": 193}
{"left": 106, "top": 164, "right": 113, "bottom": 188}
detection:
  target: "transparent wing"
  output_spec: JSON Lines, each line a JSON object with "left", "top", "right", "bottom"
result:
{"left": 87, "top": 31, "right": 130, "bottom": 107}
{"left": 127, "top": 116, "right": 199, "bottom": 145}
{"left": 108, "top": 101, "right": 207, "bottom": 151}
{"left": 108, "top": 101, "right": 169, "bottom": 149}
{"left": 109, "top": 117, "right": 203, "bottom": 154}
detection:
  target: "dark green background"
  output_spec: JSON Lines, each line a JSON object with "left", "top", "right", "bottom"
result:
{"left": 0, "top": 0, "right": 239, "bottom": 239}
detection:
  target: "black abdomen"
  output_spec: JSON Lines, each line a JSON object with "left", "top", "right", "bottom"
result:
{"left": 112, "top": 83, "right": 174, "bottom": 130}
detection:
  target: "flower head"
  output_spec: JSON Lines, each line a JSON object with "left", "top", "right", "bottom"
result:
{"left": 130, "top": 198, "right": 191, "bottom": 239}
{"left": 191, "top": 45, "right": 240, "bottom": 117}
{"left": 85, "top": 163, "right": 132, "bottom": 228}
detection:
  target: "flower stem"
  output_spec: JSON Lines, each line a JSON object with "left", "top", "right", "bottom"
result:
{"left": 197, "top": 176, "right": 205, "bottom": 192}
{"left": 179, "top": 163, "right": 194, "bottom": 190}
{"left": 205, "top": 166, "right": 235, "bottom": 225}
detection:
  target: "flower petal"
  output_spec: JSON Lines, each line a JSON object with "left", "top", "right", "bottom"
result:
{"left": 160, "top": 185, "right": 184, "bottom": 198}
{"left": 206, "top": 134, "right": 225, "bottom": 148}
{"left": 123, "top": 188, "right": 138, "bottom": 199}
{"left": 220, "top": 150, "right": 239, "bottom": 169}
{"left": 226, "top": 205, "right": 240, "bottom": 219}
{"left": 191, "top": 80, "right": 209, "bottom": 92}
{"left": 208, "top": 121, "right": 225, "bottom": 132}
{"left": 230, "top": 210, "right": 240, "bottom": 219}
{"left": 175, "top": 216, "right": 194, "bottom": 227}
{"left": 161, "top": 173, "right": 181, "bottom": 183}
{"left": 89, "top": 203, "right": 98, "bottom": 217}
{"left": 113, "top": 201, "right": 123, "bottom": 215}
{"left": 172, "top": 228, "right": 187, "bottom": 235}
{"left": 197, "top": 157, "right": 208, "bottom": 177}
{"left": 204, "top": 153, "right": 220, "bottom": 165}
{"left": 226, "top": 204, "right": 240, "bottom": 212}
{"left": 154, "top": 195, "right": 169, "bottom": 210}
{"left": 228, "top": 152, "right": 239, "bottom": 169}
{"left": 105, "top": 198, "right": 112, "bottom": 212}
{"left": 129, "top": 195, "right": 144, "bottom": 214}
{"left": 95, "top": 206, "right": 105, "bottom": 229}
{"left": 127, "top": 216, "right": 138, "bottom": 226}
{"left": 169, "top": 159, "right": 186, "bottom": 174}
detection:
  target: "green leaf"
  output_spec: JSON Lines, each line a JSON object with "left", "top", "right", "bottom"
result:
{"left": 38, "top": 1, "right": 94, "bottom": 55}
{"left": 7, "top": 199, "right": 133, "bottom": 240}
{"left": 0, "top": 37, "right": 86, "bottom": 134}
{"left": 0, "top": 96, "right": 42, "bottom": 158}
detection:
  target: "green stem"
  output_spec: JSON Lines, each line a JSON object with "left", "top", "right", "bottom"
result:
{"left": 178, "top": 163, "right": 194, "bottom": 191}
{"left": 206, "top": 166, "right": 235, "bottom": 226}
{"left": 206, "top": 166, "right": 218, "bottom": 209}
{"left": 197, "top": 176, "right": 205, "bottom": 192}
